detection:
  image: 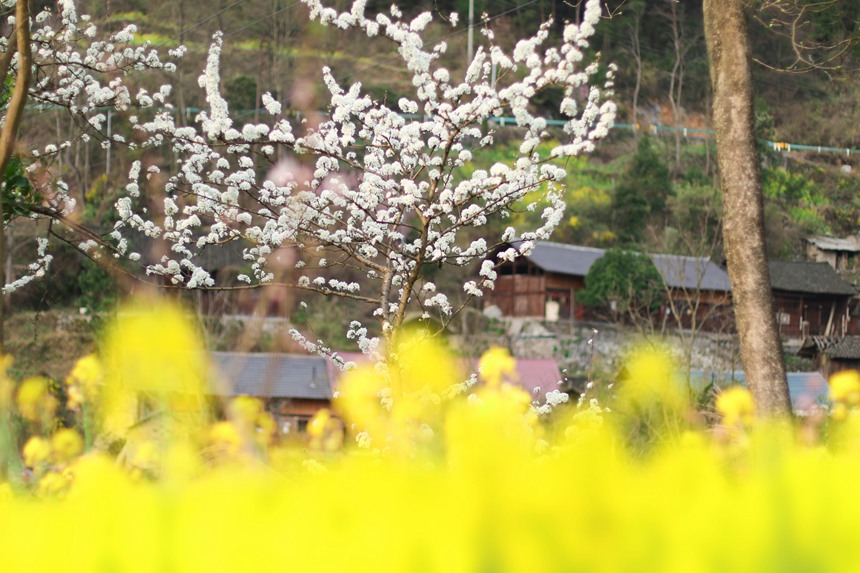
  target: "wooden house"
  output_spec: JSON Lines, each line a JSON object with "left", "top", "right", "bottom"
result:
{"left": 210, "top": 352, "right": 335, "bottom": 435}
{"left": 488, "top": 241, "right": 604, "bottom": 320}
{"left": 210, "top": 351, "right": 565, "bottom": 432}
{"left": 487, "top": 241, "right": 732, "bottom": 328}
{"left": 805, "top": 236, "right": 860, "bottom": 272}
{"left": 769, "top": 261, "right": 858, "bottom": 339}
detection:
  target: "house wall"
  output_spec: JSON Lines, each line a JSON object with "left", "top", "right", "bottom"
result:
{"left": 664, "top": 290, "right": 733, "bottom": 332}
{"left": 488, "top": 263, "right": 733, "bottom": 329}
{"left": 488, "top": 272, "right": 585, "bottom": 319}
{"left": 270, "top": 398, "right": 331, "bottom": 435}
{"left": 773, "top": 293, "right": 855, "bottom": 339}
{"left": 805, "top": 245, "right": 859, "bottom": 272}
{"left": 806, "top": 244, "right": 837, "bottom": 268}
{"left": 814, "top": 355, "right": 860, "bottom": 379}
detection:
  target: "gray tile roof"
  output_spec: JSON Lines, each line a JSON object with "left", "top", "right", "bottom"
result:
{"left": 513, "top": 240, "right": 605, "bottom": 276}
{"left": 797, "top": 336, "right": 860, "bottom": 360}
{"left": 512, "top": 240, "right": 732, "bottom": 292}
{"left": 768, "top": 261, "right": 856, "bottom": 296}
{"left": 825, "top": 336, "right": 860, "bottom": 360}
{"left": 210, "top": 352, "right": 333, "bottom": 399}
{"left": 651, "top": 253, "right": 732, "bottom": 291}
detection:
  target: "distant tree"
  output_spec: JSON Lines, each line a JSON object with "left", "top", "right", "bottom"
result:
{"left": 579, "top": 248, "right": 663, "bottom": 322}
{"left": 752, "top": 0, "right": 860, "bottom": 75}
{"left": 663, "top": 182, "right": 722, "bottom": 258}
{"left": 612, "top": 135, "right": 673, "bottom": 244}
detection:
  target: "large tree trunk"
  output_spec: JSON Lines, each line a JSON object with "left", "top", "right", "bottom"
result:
{"left": 703, "top": 0, "right": 791, "bottom": 416}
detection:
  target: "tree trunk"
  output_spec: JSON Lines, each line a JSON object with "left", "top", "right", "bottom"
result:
{"left": 0, "top": 0, "right": 32, "bottom": 353}
{"left": 628, "top": 11, "right": 642, "bottom": 138}
{"left": 703, "top": 0, "right": 791, "bottom": 416}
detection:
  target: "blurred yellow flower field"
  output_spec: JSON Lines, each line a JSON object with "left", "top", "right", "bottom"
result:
{"left": 0, "top": 297, "right": 859, "bottom": 572}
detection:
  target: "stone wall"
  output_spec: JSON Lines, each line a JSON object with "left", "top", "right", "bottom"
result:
{"left": 455, "top": 319, "right": 741, "bottom": 381}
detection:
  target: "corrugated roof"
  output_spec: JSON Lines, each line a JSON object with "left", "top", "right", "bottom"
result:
{"left": 807, "top": 236, "right": 860, "bottom": 252}
{"left": 211, "top": 352, "right": 333, "bottom": 399}
{"left": 512, "top": 240, "right": 731, "bottom": 292}
{"left": 769, "top": 260, "right": 856, "bottom": 295}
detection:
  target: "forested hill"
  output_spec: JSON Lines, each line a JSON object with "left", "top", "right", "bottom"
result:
{"left": 16, "top": 1, "right": 860, "bottom": 262}
{"left": 83, "top": 0, "right": 860, "bottom": 147}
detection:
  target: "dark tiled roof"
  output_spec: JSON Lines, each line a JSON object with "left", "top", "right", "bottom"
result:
{"left": 512, "top": 240, "right": 605, "bottom": 276}
{"left": 651, "top": 253, "right": 731, "bottom": 291}
{"left": 768, "top": 261, "right": 856, "bottom": 296}
{"left": 210, "top": 352, "right": 333, "bottom": 399}
{"left": 826, "top": 336, "right": 860, "bottom": 360}
{"left": 511, "top": 240, "right": 731, "bottom": 292}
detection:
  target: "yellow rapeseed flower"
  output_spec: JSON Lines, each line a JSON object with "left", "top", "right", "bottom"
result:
{"left": 37, "top": 470, "right": 69, "bottom": 497}
{"left": 478, "top": 346, "right": 517, "bottom": 388}
{"left": 208, "top": 421, "right": 241, "bottom": 455}
{"left": 65, "top": 353, "right": 103, "bottom": 408}
{"left": 716, "top": 385, "right": 756, "bottom": 426}
{"left": 228, "top": 396, "right": 263, "bottom": 430}
{"left": 16, "top": 377, "right": 56, "bottom": 422}
{"left": 307, "top": 409, "right": 331, "bottom": 439}
{"left": 829, "top": 370, "right": 860, "bottom": 406}
{"left": 22, "top": 436, "right": 52, "bottom": 469}
{"left": 129, "top": 439, "right": 159, "bottom": 469}
{"left": 51, "top": 429, "right": 83, "bottom": 463}
{"left": 102, "top": 296, "right": 209, "bottom": 435}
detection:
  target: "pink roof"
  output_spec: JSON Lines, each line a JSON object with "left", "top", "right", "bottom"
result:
{"left": 327, "top": 352, "right": 563, "bottom": 404}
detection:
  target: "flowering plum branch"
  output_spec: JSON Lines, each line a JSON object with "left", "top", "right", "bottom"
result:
{"left": 7, "top": 0, "right": 616, "bottom": 358}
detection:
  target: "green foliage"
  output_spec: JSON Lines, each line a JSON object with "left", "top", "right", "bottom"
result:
{"left": 224, "top": 75, "right": 257, "bottom": 112}
{"left": 76, "top": 259, "right": 117, "bottom": 316}
{"left": 612, "top": 136, "right": 673, "bottom": 244}
{"left": 579, "top": 248, "right": 664, "bottom": 316}
{"left": 3, "top": 156, "right": 41, "bottom": 222}
{"left": 761, "top": 167, "right": 830, "bottom": 256}
{"left": 663, "top": 182, "right": 722, "bottom": 257}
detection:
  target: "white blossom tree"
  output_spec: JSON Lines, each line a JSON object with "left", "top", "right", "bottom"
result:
{"left": 6, "top": 0, "right": 616, "bottom": 360}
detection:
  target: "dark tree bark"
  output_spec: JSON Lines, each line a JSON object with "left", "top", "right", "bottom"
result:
{"left": 703, "top": 0, "right": 791, "bottom": 416}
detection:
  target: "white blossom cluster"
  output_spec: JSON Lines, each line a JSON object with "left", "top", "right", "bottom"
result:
{"left": 3, "top": 238, "right": 52, "bottom": 294}
{"left": 8, "top": 1, "right": 616, "bottom": 358}
{"left": 2, "top": 2, "right": 182, "bottom": 291}
{"left": 533, "top": 388, "right": 570, "bottom": 416}
{"left": 112, "top": 0, "right": 614, "bottom": 353}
